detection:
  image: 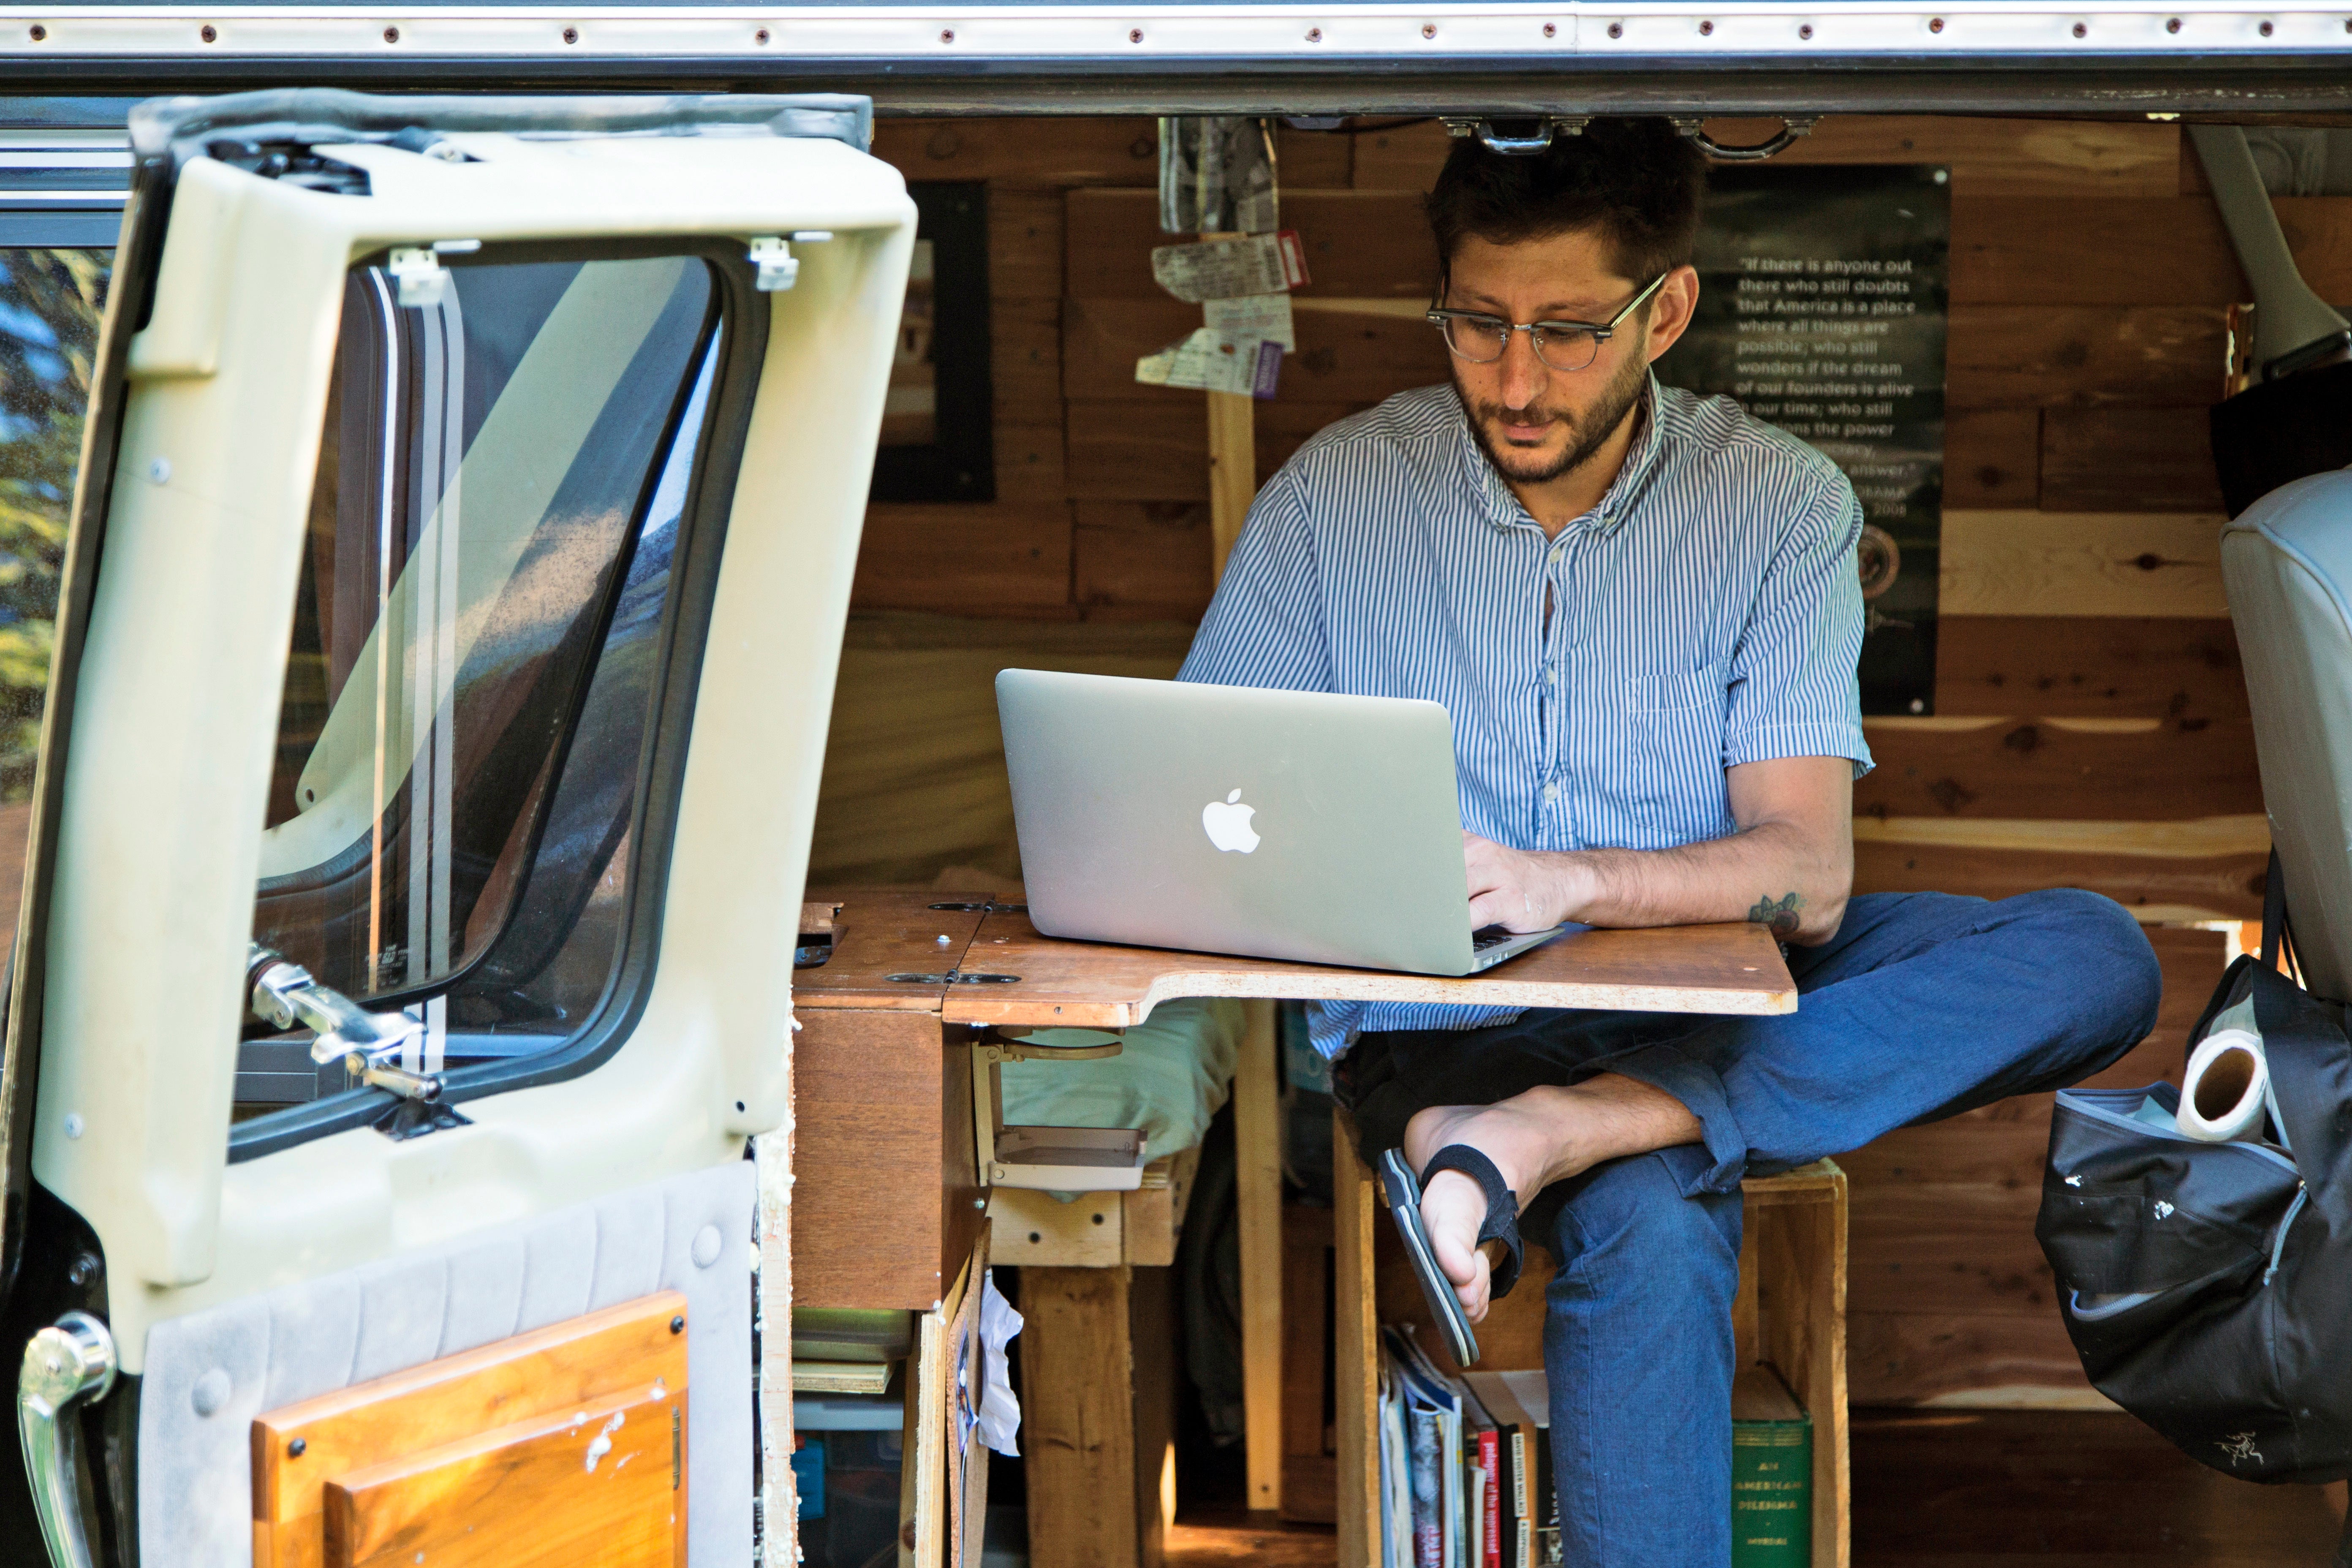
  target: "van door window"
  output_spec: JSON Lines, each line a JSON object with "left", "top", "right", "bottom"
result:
{"left": 0, "top": 246, "right": 104, "bottom": 943}
{"left": 243, "top": 247, "right": 721, "bottom": 1111}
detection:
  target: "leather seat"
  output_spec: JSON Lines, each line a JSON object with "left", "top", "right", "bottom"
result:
{"left": 2221, "top": 470, "right": 2352, "bottom": 1003}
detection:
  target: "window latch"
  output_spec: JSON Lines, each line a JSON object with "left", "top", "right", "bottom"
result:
{"left": 748, "top": 236, "right": 799, "bottom": 293}
{"left": 386, "top": 246, "right": 448, "bottom": 308}
{"left": 245, "top": 944, "right": 440, "bottom": 1103}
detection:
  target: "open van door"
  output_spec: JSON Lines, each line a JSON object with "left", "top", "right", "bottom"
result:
{"left": 0, "top": 90, "right": 910, "bottom": 1568}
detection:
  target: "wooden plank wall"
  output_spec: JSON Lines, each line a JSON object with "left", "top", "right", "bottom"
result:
{"left": 850, "top": 114, "right": 2286, "bottom": 1405}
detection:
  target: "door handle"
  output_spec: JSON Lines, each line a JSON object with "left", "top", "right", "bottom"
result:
{"left": 17, "top": 1311, "right": 117, "bottom": 1568}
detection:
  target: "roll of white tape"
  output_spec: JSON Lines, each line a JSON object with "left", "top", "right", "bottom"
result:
{"left": 2179, "top": 1027, "right": 2273, "bottom": 1143}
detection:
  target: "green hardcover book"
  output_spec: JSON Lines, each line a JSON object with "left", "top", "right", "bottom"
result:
{"left": 1731, "top": 1364, "right": 1811, "bottom": 1568}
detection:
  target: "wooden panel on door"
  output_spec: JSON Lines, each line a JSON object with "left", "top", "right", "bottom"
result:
{"left": 324, "top": 1383, "right": 687, "bottom": 1568}
{"left": 252, "top": 1291, "right": 690, "bottom": 1568}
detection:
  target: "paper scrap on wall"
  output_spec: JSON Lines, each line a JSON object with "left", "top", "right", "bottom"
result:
{"left": 1135, "top": 329, "right": 1283, "bottom": 399}
{"left": 1150, "top": 231, "right": 1311, "bottom": 302}
{"left": 1204, "top": 293, "right": 1296, "bottom": 350}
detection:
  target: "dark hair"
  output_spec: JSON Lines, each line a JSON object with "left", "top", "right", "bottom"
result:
{"left": 1424, "top": 117, "right": 1708, "bottom": 288}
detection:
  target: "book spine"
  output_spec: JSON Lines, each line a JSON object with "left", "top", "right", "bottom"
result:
{"left": 1506, "top": 1428, "right": 1529, "bottom": 1568}
{"left": 1411, "top": 1408, "right": 1444, "bottom": 1568}
{"left": 1534, "top": 1426, "right": 1562, "bottom": 1567}
{"left": 1730, "top": 1421, "right": 1812, "bottom": 1568}
{"left": 1479, "top": 1430, "right": 1501, "bottom": 1568}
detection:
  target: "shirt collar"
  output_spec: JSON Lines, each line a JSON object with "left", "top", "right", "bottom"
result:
{"left": 1453, "top": 371, "right": 1670, "bottom": 539}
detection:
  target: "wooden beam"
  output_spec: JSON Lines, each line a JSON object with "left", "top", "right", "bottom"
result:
{"left": 1332, "top": 1108, "right": 1381, "bottom": 1568}
{"left": 851, "top": 504, "right": 1077, "bottom": 618}
{"left": 873, "top": 116, "right": 1163, "bottom": 187}
{"left": 1207, "top": 388, "right": 1258, "bottom": 581}
{"left": 1855, "top": 716, "right": 2262, "bottom": 821}
{"left": 1072, "top": 188, "right": 2352, "bottom": 307}
{"left": 1352, "top": 117, "right": 2184, "bottom": 198}
{"left": 1851, "top": 813, "right": 2268, "bottom": 919}
{"left": 1233, "top": 999, "right": 1285, "bottom": 1512}
{"left": 1022, "top": 1267, "right": 1144, "bottom": 1568}
{"left": 1932, "top": 616, "right": 2245, "bottom": 720}
{"left": 1946, "top": 305, "right": 2227, "bottom": 410}
{"left": 1076, "top": 502, "right": 1216, "bottom": 621}
{"left": 1944, "top": 409, "right": 2042, "bottom": 509}
{"left": 2040, "top": 405, "right": 2225, "bottom": 513}
{"left": 1939, "top": 509, "right": 2228, "bottom": 618}
{"left": 1194, "top": 219, "right": 1282, "bottom": 1512}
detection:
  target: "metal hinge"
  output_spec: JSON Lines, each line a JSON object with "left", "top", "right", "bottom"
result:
{"left": 885, "top": 969, "right": 1022, "bottom": 985}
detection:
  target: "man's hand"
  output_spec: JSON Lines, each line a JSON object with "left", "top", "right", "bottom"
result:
{"left": 1457, "top": 755, "right": 1855, "bottom": 942}
{"left": 1464, "top": 832, "right": 1585, "bottom": 932}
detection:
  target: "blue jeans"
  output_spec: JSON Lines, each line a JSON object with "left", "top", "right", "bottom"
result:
{"left": 1336, "top": 889, "right": 2163, "bottom": 1568}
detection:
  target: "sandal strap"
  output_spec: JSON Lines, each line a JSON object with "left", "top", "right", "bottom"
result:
{"left": 1422, "top": 1144, "right": 1525, "bottom": 1301}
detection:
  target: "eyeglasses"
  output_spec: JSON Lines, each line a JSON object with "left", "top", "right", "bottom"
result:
{"left": 1426, "top": 272, "right": 1670, "bottom": 373}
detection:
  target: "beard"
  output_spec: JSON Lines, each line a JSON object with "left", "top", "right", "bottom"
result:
{"left": 1455, "top": 345, "right": 1649, "bottom": 487}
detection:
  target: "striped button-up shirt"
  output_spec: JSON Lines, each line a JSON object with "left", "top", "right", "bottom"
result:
{"left": 1178, "top": 376, "right": 1873, "bottom": 1059}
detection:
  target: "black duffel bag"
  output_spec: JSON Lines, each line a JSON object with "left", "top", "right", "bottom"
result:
{"left": 2038, "top": 863, "right": 2352, "bottom": 1523}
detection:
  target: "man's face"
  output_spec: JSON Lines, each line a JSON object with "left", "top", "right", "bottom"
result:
{"left": 1439, "top": 227, "right": 1698, "bottom": 487}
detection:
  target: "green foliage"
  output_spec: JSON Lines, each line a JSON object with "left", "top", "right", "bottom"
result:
{"left": 0, "top": 248, "right": 107, "bottom": 799}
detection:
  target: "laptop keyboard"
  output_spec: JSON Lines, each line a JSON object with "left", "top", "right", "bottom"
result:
{"left": 1472, "top": 926, "right": 1517, "bottom": 954}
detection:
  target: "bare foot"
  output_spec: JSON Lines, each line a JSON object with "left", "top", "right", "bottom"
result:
{"left": 1400, "top": 1076, "right": 1704, "bottom": 1323}
{"left": 1401, "top": 1094, "right": 1572, "bottom": 1324}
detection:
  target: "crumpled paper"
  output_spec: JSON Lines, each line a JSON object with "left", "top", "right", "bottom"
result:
{"left": 975, "top": 1270, "right": 1025, "bottom": 1456}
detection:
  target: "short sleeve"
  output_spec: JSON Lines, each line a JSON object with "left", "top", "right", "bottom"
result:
{"left": 1721, "top": 472, "right": 1873, "bottom": 777}
{"left": 1177, "top": 471, "right": 1333, "bottom": 693}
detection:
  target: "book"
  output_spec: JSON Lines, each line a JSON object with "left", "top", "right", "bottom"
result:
{"left": 1410, "top": 1405, "right": 1444, "bottom": 1568}
{"left": 791, "top": 1360, "right": 895, "bottom": 1396}
{"left": 1477, "top": 1427, "right": 1501, "bottom": 1568}
{"left": 1466, "top": 1463, "right": 1486, "bottom": 1568}
{"left": 1382, "top": 1367, "right": 1417, "bottom": 1568}
{"left": 1732, "top": 1363, "right": 1812, "bottom": 1568}
{"left": 1506, "top": 1427, "right": 1531, "bottom": 1568}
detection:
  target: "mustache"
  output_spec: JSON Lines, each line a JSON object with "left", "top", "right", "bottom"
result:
{"left": 1465, "top": 395, "right": 1582, "bottom": 440}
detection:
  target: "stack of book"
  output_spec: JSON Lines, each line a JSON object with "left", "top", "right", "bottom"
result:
{"left": 1376, "top": 1326, "right": 1558, "bottom": 1568}
{"left": 1376, "top": 1328, "right": 1814, "bottom": 1568}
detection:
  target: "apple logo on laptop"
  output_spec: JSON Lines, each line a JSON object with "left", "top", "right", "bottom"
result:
{"left": 1202, "top": 788, "right": 1261, "bottom": 854}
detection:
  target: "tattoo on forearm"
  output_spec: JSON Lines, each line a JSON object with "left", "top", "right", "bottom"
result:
{"left": 1748, "top": 891, "right": 1803, "bottom": 938}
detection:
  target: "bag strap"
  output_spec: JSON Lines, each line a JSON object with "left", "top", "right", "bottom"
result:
{"left": 2262, "top": 847, "right": 2287, "bottom": 970}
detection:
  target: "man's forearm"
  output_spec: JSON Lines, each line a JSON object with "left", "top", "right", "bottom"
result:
{"left": 1547, "top": 821, "right": 1848, "bottom": 941}
{"left": 1467, "top": 818, "right": 1851, "bottom": 943}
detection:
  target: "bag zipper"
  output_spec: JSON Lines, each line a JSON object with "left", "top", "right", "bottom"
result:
{"left": 2059, "top": 1093, "right": 2302, "bottom": 1177}
{"left": 2263, "top": 1182, "right": 2309, "bottom": 1286}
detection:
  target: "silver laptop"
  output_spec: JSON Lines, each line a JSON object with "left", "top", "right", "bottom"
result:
{"left": 996, "top": 669, "right": 1560, "bottom": 976}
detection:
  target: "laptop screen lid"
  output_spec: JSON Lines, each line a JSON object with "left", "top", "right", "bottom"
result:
{"left": 996, "top": 669, "right": 1484, "bottom": 975}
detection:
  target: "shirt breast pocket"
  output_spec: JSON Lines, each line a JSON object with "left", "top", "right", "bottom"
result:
{"left": 1568, "top": 659, "right": 1731, "bottom": 849}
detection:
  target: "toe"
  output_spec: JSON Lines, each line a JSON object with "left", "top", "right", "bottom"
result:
{"left": 1457, "top": 1251, "right": 1492, "bottom": 1324}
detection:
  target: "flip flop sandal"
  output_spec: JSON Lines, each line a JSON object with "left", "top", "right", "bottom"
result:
{"left": 1376, "top": 1144, "right": 1525, "bottom": 1367}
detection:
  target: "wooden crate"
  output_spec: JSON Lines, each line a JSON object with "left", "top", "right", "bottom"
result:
{"left": 1332, "top": 1111, "right": 1850, "bottom": 1568}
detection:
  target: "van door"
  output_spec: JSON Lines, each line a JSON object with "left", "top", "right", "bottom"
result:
{"left": 0, "top": 90, "right": 910, "bottom": 1568}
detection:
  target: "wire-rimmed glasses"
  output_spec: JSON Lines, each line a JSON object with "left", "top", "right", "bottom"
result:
{"left": 1426, "top": 272, "right": 1669, "bottom": 373}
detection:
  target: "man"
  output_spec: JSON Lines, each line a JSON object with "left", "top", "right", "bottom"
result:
{"left": 1178, "top": 119, "right": 2162, "bottom": 1566}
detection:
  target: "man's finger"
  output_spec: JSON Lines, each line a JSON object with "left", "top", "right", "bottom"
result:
{"left": 1468, "top": 890, "right": 1524, "bottom": 929}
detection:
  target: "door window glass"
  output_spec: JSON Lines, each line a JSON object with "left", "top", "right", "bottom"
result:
{"left": 246, "top": 249, "right": 719, "bottom": 1093}
{"left": 0, "top": 247, "right": 106, "bottom": 951}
